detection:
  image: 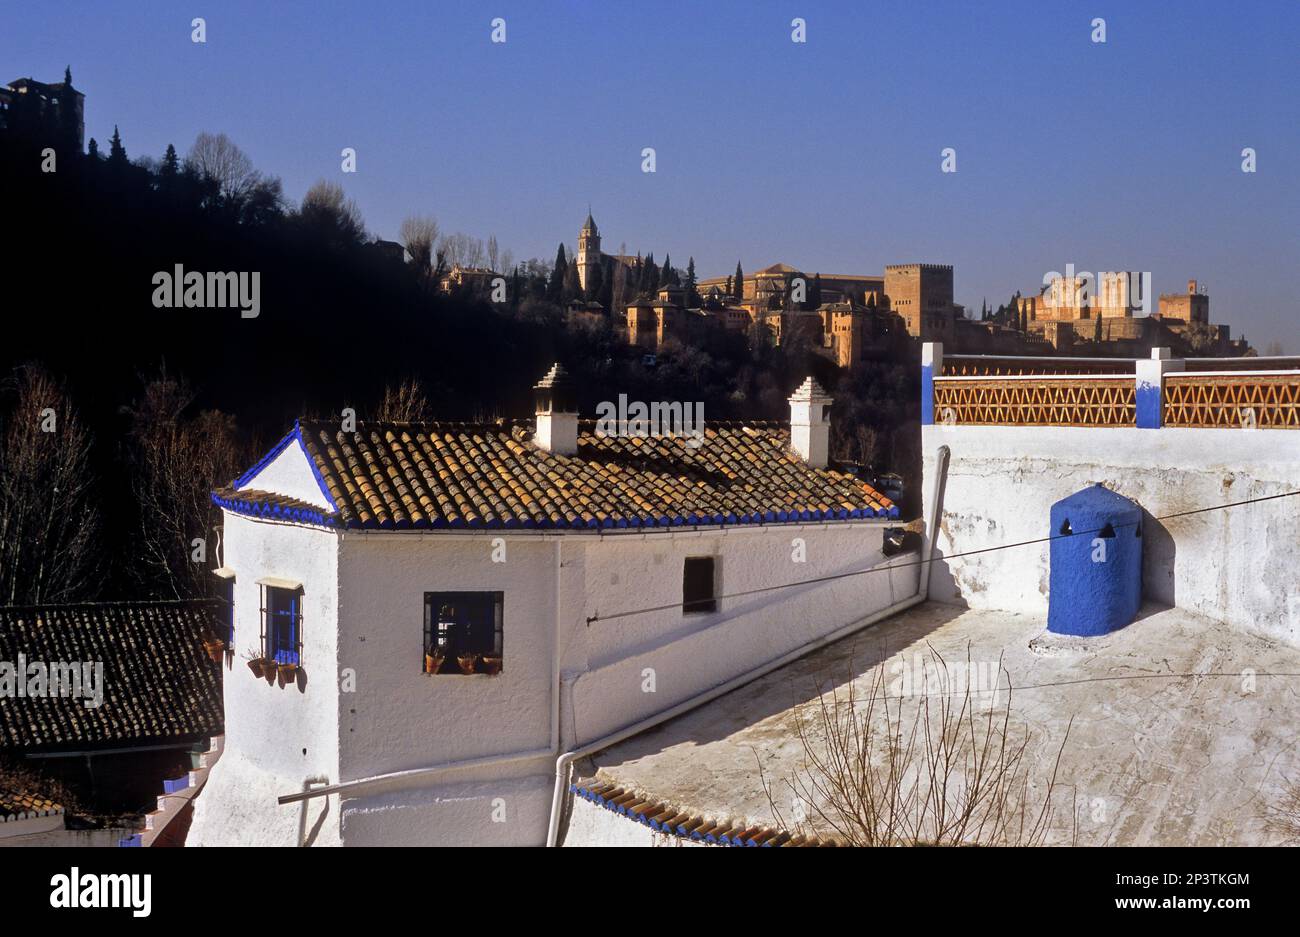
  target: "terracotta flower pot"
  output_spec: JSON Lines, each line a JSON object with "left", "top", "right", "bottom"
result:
{"left": 247, "top": 657, "right": 268, "bottom": 678}
{"left": 457, "top": 653, "right": 478, "bottom": 675}
{"left": 480, "top": 656, "right": 503, "bottom": 676}
{"left": 204, "top": 639, "right": 225, "bottom": 664}
{"left": 424, "top": 653, "right": 444, "bottom": 675}
{"left": 278, "top": 662, "right": 298, "bottom": 679}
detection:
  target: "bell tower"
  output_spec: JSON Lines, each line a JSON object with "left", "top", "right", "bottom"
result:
{"left": 577, "top": 211, "right": 600, "bottom": 292}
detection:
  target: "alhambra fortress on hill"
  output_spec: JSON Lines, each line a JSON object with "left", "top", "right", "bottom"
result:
{"left": 442, "top": 212, "right": 1251, "bottom": 364}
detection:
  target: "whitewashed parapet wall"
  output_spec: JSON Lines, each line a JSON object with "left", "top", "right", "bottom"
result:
{"left": 920, "top": 343, "right": 1300, "bottom": 647}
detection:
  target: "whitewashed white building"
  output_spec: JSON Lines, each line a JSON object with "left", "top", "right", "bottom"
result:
{"left": 188, "top": 368, "right": 918, "bottom": 846}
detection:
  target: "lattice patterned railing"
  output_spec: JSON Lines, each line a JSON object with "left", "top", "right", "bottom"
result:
{"left": 1163, "top": 373, "right": 1300, "bottom": 429}
{"left": 932, "top": 377, "right": 1136, "bottom": 426}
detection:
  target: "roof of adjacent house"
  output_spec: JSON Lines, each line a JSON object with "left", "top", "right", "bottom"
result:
{"left": 214, "top": 418, "right": 898, "bottom": 531}
{"left": 0, "top": 600, "right": 224, "bottom": 753}
{"left": 0, "top": 787, "right": 63, "bottom": 822}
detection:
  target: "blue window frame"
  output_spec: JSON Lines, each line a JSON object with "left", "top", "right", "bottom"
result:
{"left": 262, "top": 585, "right": 302, "bottom": 665}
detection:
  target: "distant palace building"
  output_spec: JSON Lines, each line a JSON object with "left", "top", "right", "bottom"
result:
{"left": 579, "top": 212, "right": 1248, "bottom": 364}
{"left": 0, "top": 71, "right": 84, "bottom": 149}
{"left": 575, "top": 212, "right": 639, "bottom": 293}
{"left": 1158, "top": 279, "right": 1210, "bottom": 325}
{"left": 438, "top": 264, "right": 500, "bottom": 294}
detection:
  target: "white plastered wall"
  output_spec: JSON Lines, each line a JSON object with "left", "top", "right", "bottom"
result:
{"left": 921, "top": 424, "right": 1300, "bottom": 646}
{"left": 188, "top": 512, "right": 342, "bottom": 846}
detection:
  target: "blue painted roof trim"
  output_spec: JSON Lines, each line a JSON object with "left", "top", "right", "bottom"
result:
{"left": 570, "top": 781, "right": 797, "bottom": 847}
{"left": 211, "top": 491, "right": 339, "bottom": 528}
{"left": 233, "top": 420, "right": 336, "bottom": 509}
{"left": 211, "top": 493, "right": 894, "bottom": 530}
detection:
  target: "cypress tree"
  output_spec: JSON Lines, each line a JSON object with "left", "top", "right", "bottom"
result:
{"left": 108, "top": 125, "right": 127, "bottom": 163}
{"left": 562, "top": 257, "right": 582, "bottom": 301}
{"left": 547, "top": 243, "right": 567, "bottom": 301}
{"left": 160, "top": 143, "right": 180, "bottom": 178}
{"left": 660, "top": 253, "right": 673, "bottom": 288}
{"left": 641, "top": 253, "right": 658, "bottom": 294}
{"left": 685, "top": 257, "right": 698, "bottom": 306}
{"left": 58, "top": 66, "right": 79, "bottom": 153}
{"left": 733, "top": 261, "right": 744, "bottom": 302}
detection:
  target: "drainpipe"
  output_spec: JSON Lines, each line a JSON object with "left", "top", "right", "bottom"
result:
{"left": 543, "top": 444, "right": 952, "bottom": 847}
{"left": 552, "top": 539, "right": 562, "bottom": 754}
{"left": 296, "top": 775, "right": 329, "bottom": 846}
{"left": 277, "top": 747, "right": 554, "bottom": 806}
{"left": 278, "top": 536, "right": 571, "bottom": 810}
{"left": 922, "top": 445, "right": 951, "bottom": 600}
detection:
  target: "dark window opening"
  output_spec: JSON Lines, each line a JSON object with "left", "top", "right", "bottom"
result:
{"left": 262, "top": 585, "right": 302, "bottom": 666}
{"left": 423, "top": 592, "right": 503, "bottom": 675}
{"left": 1059, "top": 519, "right": 1072, "bottom": 536}
{"left": 216, "top": 575, "right": 235, "bottom": 643}
{"left": 683, "top": 557, "right": 717, "bottom": 614}
{"left": 1098, "top": 522, "right": 1116, "bottom": 538}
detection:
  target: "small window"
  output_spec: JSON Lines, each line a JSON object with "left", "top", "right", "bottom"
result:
{"left": 262, "top": 585, "right": 302, "bottom": 666}
{"left": 683, "top": 557, "right": 716, "bottom": 614}
{"left": 423, "top": 592, "right": 503, "bottom": 675}
{"left": 215, "top": 573, "right": 235, "bottom": 643}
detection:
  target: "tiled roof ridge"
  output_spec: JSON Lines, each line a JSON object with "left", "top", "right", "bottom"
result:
{"left": 296, "top": 417, "right": 792, "bottom": 431}
{"left": 571, "top": 775, "right": 845, "bottom": 847}
{"left": 297, "top": 417, "right": 528, "bottom": 430}
{"left": 0, "top": 597, "right": 216, "bottom": 613}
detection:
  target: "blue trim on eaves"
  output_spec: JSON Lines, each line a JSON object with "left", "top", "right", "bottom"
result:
{"left": 211, "top": 491, "right": 339, "bottom": 528}
{"left": 210, "top": 491, "right": 894, "bottom": 531}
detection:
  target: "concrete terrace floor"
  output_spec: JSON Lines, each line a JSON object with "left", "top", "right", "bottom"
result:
{"left": 574, "top": 602, "right": 1300, "bottom": 846}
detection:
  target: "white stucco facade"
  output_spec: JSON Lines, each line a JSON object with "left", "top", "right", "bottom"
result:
{"left": 190, "top": 442, "right": 917, "bottom": 846}
{"left": 921, "top": 424, "right": 1300, "bottom": 646}
{"left": 188, "top": 513, "right": 342, "bottom": 847}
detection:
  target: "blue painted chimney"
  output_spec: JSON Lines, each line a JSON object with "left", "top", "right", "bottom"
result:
{"left": 1047, "top": 484, "right": 1142, "bottom": 636}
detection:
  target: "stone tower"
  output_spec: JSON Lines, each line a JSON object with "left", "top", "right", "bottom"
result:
{"left": 577, "top": 211, "right": 601, "bottom": 292}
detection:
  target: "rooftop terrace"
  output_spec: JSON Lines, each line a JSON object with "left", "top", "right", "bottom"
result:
{"left": 567, "top": 601, "right": 1300, "bottom": 847}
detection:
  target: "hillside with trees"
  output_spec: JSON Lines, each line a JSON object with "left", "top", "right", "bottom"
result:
{"left": 0, "top": 96, "right": 919, "bottom": 604}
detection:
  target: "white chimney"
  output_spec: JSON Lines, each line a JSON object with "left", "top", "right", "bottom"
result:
{"left": 788, "top": 376, "right": 833, "bottom": 468}
{"left": 533, "top": 363, "right": 578, "bottom": 455}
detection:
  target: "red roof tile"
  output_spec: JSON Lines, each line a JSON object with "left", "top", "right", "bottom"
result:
{"left": 220, "top": 419, "right": 897, "bottom": 530}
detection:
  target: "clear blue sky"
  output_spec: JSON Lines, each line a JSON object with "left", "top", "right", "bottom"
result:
{"left": 6, "top": 0, "right": 1297, "bottom": 349}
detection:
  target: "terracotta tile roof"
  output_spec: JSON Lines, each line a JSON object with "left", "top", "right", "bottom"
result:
{"left": 571, "top": 776, "right": 843, "bottom": 846}
{"left": 212, "top": 488, "right": 337, "bottom": 527}
{"left": 0, "top": 787, "right": 63, "bottom": 821}
{"left": 220, "top": 419, "right": 896, "bottom": 530}
{"left": 0, "top": 600, "right": 224, "bottom": 753}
